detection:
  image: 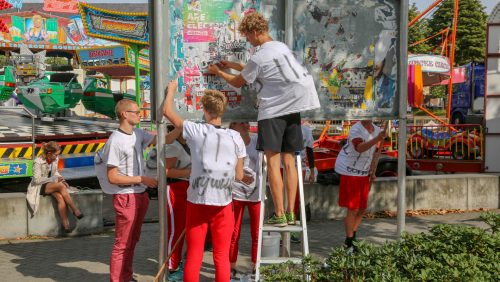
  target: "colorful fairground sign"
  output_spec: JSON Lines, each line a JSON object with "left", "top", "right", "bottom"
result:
{"left": 0, "top": 11, "right": 114, "bottom": 51}
{"left": 78, "top": 2, "right": 149, "bottom": 46}
{"left": 76, "top": 45, "right": 149, "bottom": 77}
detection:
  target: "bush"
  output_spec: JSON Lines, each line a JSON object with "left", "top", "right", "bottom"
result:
{"left": 260, "top": 212, "right": 500, "bottom": 281}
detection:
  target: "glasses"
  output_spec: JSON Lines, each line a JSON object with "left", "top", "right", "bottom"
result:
{"left": 126, "top": 110, "right": 141, "bottom": 115}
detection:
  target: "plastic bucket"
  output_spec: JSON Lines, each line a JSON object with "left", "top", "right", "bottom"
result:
{"left": 261, "top": 232, "right": 280, "bottom": 257}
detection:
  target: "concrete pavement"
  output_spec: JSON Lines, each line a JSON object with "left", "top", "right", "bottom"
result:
{"left": 0, "top": 211, "right": 494, "bottom": 282}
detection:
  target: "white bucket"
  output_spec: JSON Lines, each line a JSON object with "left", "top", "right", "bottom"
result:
{"left": 261, "top": 232, "right": 280, "bottom": 257}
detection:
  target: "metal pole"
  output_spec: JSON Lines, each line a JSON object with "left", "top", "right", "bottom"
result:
{"left": 397, "top": 0, "right": 409, "bottom": 237}
{"left": 285, "top": 0, "right": 293, "bottom": 48}
{"left": 150, "top": 0, "right": 169, "bottom": 280}
{"left": 133, "top": 44, "right": 142, "bottom": 128}
{"left": 446, "top": 0, "right": 460, "bottom": 121}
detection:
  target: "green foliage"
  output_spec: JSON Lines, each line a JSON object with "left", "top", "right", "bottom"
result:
{"left": 429, "top": 85, "right": 447, "bottom": 99}
{"left": 480, "top": 211, "right": 500, "bottom": 234}
{"left": 260, "top": 213, "right": 500, "bottom": 281}
{"left": 428, "top": 0, "right": 487, "bottom": 65}
{"left": 408, "top": 3, "right": 432, "bottom": 54}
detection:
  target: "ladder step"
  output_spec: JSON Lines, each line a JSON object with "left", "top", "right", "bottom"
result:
{"left": 260, "top": 257, "right": 302, "bottom": 264}
{"left": 262, "top": 225, "right": 303, "bottom": 232}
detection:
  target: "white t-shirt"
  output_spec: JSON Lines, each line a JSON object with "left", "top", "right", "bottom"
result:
{"left": 165, "top": 140, "right": 191, "bottom": 171}
{"left": 335, "top": 122, "right": 381, "bottom": 177}
{"left": 101, "top": 128, "right": 155, "bottom": 194}
{"left": 232, "top": 135, "right": 261, "bottom": 202}
{"left": 300, "top": 125, "right": 314, "bottom": 167}
{"left": 241, "top": 41, "right": 320, "bottom": 121}
{"left": 183, "top": 121, "right": 246, "bottom": 206}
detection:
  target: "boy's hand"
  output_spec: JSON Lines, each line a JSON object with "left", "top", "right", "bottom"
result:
{"left": 207, "top": 64, "right": 220, "bottom": 75}
{"left": 166, "top": 79, "right": 178, "bottom": 95}
{"left": 141, "top": 176, "right": 158, "bottom": 188}
{"left": 241, "top": 174, "right": 254, "bottom": 185}
{"left": 378, "top": 129, "right": 387, "bottom": 141}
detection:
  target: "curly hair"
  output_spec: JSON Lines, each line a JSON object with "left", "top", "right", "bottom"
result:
{"left": 238, "top": 12, "right": 269, "bottom": 34}
{"left": 201, "top": 89, "right": 227, "bottom": 118}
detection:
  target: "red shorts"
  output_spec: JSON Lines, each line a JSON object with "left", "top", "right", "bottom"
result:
{"left": 338, "top": 175, "right": 370, "bottom": 210}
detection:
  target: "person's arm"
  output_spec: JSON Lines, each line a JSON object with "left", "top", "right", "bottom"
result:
{"left": 107, "top": 166, "right": 158, "bottom": 187}
{"left": 31, "top": 159, "right": 58, "bottom": 185}
{"left": 165, "top": 127, "right": 182, "bottom": 145}
{"left": 165, "top": 157, "right": 191, "bottom": 179}
{"left": 163, "top": 79, "right": 184, "bottom": 128}
{"left": 235, "top": 158, "right": 244, "bottom": 181}
{"left": 207, "top": 64, "right": 247, "bottom": 88}
{"left": 353, "top": 131, "right": 387, "bottom": 153}
{"left": 218, "top": 60, "right": 245, "bottom": 71}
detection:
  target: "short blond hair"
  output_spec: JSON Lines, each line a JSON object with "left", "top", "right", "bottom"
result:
{"left": 238, "top": 12, "right": 269, "bottom": 34}
{"left": 115, "top": 99, "right": 137, "bottom": 120}
{"left": 201, "top": 90, "right": 227, "bottom": 118}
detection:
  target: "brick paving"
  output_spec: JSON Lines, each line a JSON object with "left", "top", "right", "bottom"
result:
{"left": 0, "top": 211, "right": 494, "bottom": 282}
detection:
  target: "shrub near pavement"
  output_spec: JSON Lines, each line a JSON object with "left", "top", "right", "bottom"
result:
{"left": 260, "top": 212, "right": 500, "bottom": 281}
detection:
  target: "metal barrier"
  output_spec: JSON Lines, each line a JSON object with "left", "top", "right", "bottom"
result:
{"left": 0, "top": 106, "right": 36, "bottom": 161}
{"left": 404, "top": 124, "right": 483, "bottom": 161}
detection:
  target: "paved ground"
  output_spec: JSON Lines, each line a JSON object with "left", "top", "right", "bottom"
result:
{"left": 0, "top": 211, "right": 495, "bottom": 282}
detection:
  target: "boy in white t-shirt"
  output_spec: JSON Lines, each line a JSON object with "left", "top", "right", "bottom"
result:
{"left": 228, "top": 121, "right": 261, "bottom": 275}
{"left": 208, "top": 12, "right": 320, "bottom": 227}
{"left": 100, "top": 99, "right": 158, "bottom": 282}
{"left": 334, "top": 120, "right": 386, "bottom": 251}
{"left": 163, "top": 79, "right": 246, "bottom": 282}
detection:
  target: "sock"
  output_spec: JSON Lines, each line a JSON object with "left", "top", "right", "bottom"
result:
{"left": 353, "top": 231, "right": 357, "bottom": 240}
{"left": 344, "top": 236, "right": 354, "bottom": 248}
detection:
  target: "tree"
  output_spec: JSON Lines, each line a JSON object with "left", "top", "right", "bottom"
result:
{"left": 408, "top": 3, "right": 432, "bottom": 54}
{"left": 428, "top": 0, "right": 487, "bottom": 65}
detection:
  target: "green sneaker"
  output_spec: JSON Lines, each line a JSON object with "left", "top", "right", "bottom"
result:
{"left": 266, "top": 214, "right": 287, "bottom": 227}
{"left": 285, "top": 212, "right": 296, "bottom": 225}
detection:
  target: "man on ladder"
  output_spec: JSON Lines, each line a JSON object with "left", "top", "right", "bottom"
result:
{"left": 334, "top": 120, "right": 387, "bottom": 252}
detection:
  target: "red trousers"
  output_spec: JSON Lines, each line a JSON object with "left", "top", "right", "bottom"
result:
{"left": 183, "top": 202, "right": 234, "bottom": 282}
{"left": 167, "top": 181, "right": 189, "bottom": 270}
{"left": 110, "top": 192, "right": 149, "bottom": 282}
{"left": 230, "top": 200, "right": 261, "bottom": 264}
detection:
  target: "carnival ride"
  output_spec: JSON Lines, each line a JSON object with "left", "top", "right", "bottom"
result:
{"left": 81, "top": 75, "right": 135, "bottom": 119}
{"left": 17, "top": 70, "right": 83, "bottom": 115}
{"left": 0, "top": 66, "right": 16, "bottom": 101}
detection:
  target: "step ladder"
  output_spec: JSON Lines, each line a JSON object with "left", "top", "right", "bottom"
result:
{"left": 255, "top": 153, "right": 309, "bottom": 281}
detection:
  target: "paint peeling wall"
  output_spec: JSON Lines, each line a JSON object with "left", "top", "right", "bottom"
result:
{"left": 168, "top": 0, "right": 283, "bottom": 121}
{"left": 295, "top": 0, "right": 400, "bottom": 119}
{"left": 167, "top": 0, "right": 400, "bottom": 121}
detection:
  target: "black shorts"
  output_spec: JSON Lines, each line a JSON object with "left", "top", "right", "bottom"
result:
{"left": 257, "top": 112, "right": 303, "bottom": 153}
{"left": 40, "top": 184, "right": 48, "bottom": 196}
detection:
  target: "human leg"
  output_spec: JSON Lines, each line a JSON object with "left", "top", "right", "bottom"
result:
{"left": 210, "top": 204, "right": 234, "bottom": 282}
{"left": 282, "top": 152, "right": 298, "bottom": 218}
{"left": 123, "top": 193, "right": 149, "bottom": 280}
{"left": 247, "top": 201, "right": 261, "bottom": 265}
{"left": 265, "top": 151, "right": 284, "bottom": 217}
{"left": 339, "top": 175, "right": 370, "bottom": 248}
{"left": 110, "top": 194, "right": 138, "bottom": 282}
{"left": 230, "top": 200, "right": 245, "bottom": 266}
{"left": 50, "top": 191, "right": 69, "bottom": 230}
{"left": 183, "top": 202, "right": 209, "bottom": 282}
{"left": 167, "top": 181, "right": 189, "bottom": 271}
{"left": 44, "top": 181, "right": 81, "bottom": 217}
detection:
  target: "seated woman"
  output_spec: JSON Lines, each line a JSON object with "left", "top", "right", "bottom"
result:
{"left": 26, "top": 141, "right": 84, "bottom": 233}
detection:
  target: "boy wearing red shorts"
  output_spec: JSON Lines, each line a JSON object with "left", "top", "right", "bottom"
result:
{"left": 334, "top": 120, "right": 386, "bottom": 250}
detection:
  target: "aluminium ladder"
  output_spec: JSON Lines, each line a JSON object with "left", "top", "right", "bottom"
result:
{"left": 255, "top": 153, "right": 309, "bottom": 281}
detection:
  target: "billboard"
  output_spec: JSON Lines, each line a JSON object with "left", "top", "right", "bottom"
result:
{"left": 166, "top": 0, "right": 402, "bottom": 121}
{"left": 294, "top": 0, "right": 400, "bottom": 119}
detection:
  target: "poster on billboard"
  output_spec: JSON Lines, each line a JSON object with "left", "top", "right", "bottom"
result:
{"left": 168, "top": 0, "right": 266, "bottom": 121}
{"left": 294, "top": 0, "right": 400, "bottom": 119}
